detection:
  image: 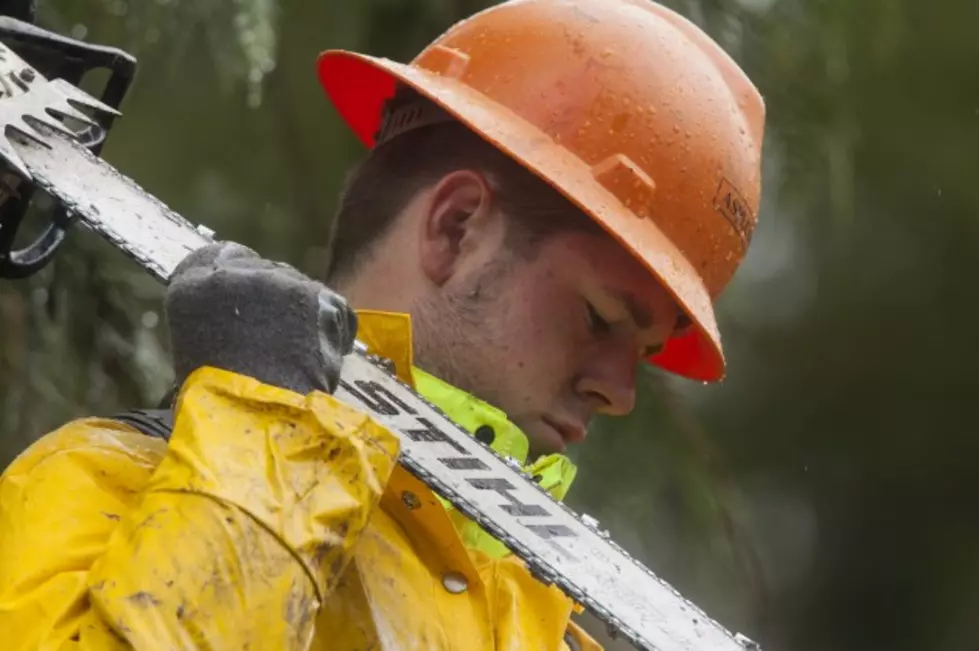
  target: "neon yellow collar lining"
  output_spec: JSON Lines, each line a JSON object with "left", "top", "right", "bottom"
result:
{"left": 412, "top": 367, "right": 578, "bottom": 500}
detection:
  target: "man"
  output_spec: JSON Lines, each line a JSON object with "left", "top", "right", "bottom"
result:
{"left": 0, "top": 0, "right": 764, "bottom": 649}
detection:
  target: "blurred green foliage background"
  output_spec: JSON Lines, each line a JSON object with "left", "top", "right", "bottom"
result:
{"left": 2, "top": 1, "right": 977, "bottom": 650}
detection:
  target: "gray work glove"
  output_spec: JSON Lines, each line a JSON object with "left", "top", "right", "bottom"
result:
{"left": 164, "top": 241, "right": 358, "bottom": 395}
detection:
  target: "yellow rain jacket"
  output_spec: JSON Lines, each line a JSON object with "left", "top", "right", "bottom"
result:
{"left": 0, "top": 311, "right": 602, "bottom": 650}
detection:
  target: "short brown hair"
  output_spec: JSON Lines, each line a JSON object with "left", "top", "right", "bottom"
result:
{"left": 324, "top": 90, "right": 602, "bottom": 284}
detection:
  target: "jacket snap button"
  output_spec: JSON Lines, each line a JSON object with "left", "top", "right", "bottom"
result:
{"left": 441, "top": 571, "right": 468, "bottom": 594}
{"left": 475, "top": 425, "right": 495, "bottom": 445}
{"left": 401, "top": 491, "right": 421, "bottom": 510}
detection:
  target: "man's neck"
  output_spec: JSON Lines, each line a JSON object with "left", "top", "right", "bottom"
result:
{"left": 329, "top": 263, "right": 420, "bottom": 316}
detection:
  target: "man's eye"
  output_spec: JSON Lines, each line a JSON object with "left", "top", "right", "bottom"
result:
{"left": 586, "top": 303, "right": 610, "bottom": 334}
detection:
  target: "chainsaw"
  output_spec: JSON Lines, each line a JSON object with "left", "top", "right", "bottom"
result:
{"left": 0, "top": 13, "right": 760, "bottom": 651}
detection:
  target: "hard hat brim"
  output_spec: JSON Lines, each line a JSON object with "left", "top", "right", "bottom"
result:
{"left": 316, "top": 49, "right": 726, "bottom": 382}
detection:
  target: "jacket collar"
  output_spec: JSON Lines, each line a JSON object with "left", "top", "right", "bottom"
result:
{"left": 354, "top": 310, "right": 578, "bottom": 502}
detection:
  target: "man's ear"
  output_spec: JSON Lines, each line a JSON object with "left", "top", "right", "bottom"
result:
{"left": 419, "top": 169, "right": 496, "bottom": 286}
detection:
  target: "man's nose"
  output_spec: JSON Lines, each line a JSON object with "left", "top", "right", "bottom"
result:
{"left": 573, "top": 347, "right": 638, "bottom": 416}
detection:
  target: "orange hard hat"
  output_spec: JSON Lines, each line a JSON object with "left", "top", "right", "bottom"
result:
{"left": 317, "top": 0, "right": 765, "bottom": 382}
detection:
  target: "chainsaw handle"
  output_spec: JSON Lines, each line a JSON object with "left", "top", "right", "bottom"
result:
{"left": 0, "top": 184, "right": 72, "bottom": 279}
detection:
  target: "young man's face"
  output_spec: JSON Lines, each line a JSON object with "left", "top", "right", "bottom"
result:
{"left": 413, "top": 208, "right": 681, "bottom": 460}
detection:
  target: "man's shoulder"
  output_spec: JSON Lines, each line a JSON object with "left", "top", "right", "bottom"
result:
{"left": 0, "top": 417, "right": 168, "bottom": 602}
{"left": 2, "top": 415, "right": 168, "bottom": 485}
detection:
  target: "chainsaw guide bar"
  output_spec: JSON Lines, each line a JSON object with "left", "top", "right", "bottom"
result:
{"left": 0, "top": 38, "right": 760, "bottom": 651}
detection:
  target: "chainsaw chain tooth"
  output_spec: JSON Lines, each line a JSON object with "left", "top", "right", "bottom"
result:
{"left": 22, "top": 110, "right": 76, "bottom": 139}
{"left": 38, "top": 99, "right": 98, "bottom": 129}
{"left": 19, "top": 81, "right": 111, "bottom": 140}
{"left": 47, "top": 78, "right": 122, "bottom": 117}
